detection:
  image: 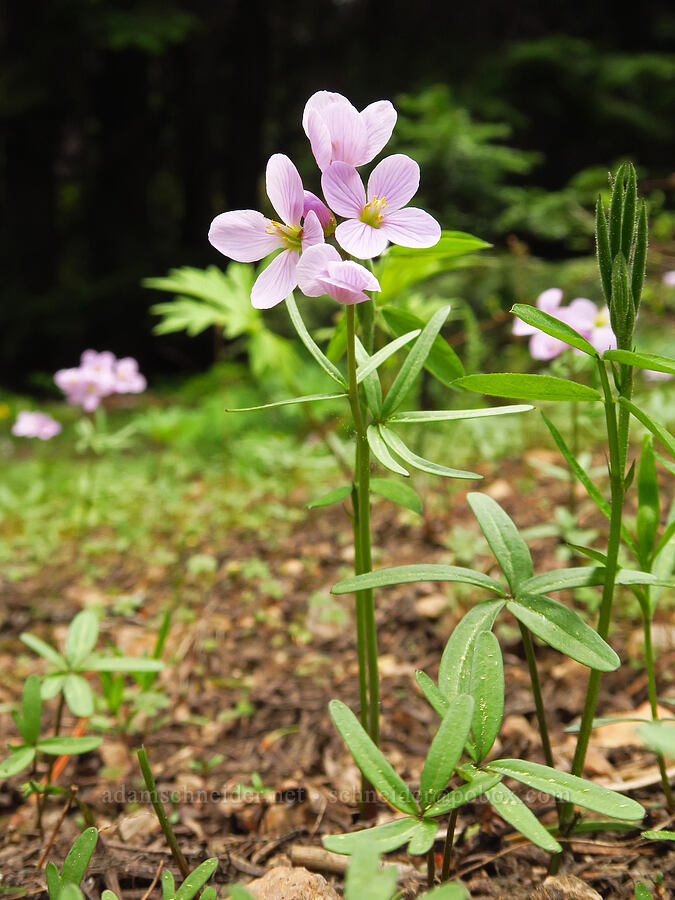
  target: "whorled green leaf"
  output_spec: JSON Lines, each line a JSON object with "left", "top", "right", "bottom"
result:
{"left": 438, "top": 600, "right": 506, "bottom": 701}
{"left": 370, "top": 477, "right": 422, "bottom": 514}
{"left": 56, "top": 886, "right": 84, "bottom": 900}
{"left": 604, "top": 349, "right": 675, "bottom": 378}
{"left": 20, "top": 633, "right": 66, "bottom": 669}
{"left": 175, "top": 858, "right": 219, "bottom": 900}
{"left": 37, "top": 736, "right": 102, "bottom": 756}
{"left": 86, "top": 657, "right": 165, "bottom": 673}
{"left": 16, "top": 674, "right": 42, "bottom": 746}
{"left": 329, "top": 701, "right": 418, "bottom": 815}
{"left": 421, "top": 883, "right": 470, "bottom": 900}
{"left": 228, "top": 887, "right": 256, "bottom": 900}
{"left": 367, "top": 425, "right": 409, "bottom": 477}
{"left": 469, "top": 632, "right": 504, "bottom": 762}
{"left": 332, "top": 565, "right": 506, "bottom": 596}
{"left": 381, "top": 307, "right": 464, "bottom": 385}
{"left": 423, "top": 772, "right": 502, "bottom": 818}
{"left": 63, "top": 674, "right": 94, "bottom": 718}
{"left": 420, "top": 694, "right": 475, "bottom": 810}
{"left": 379, "top": 426, "right": 480, "bottom": 480}
{"left": 467, "top": 492, "right": 533, "bottom": 594}
{"left": 286, "top": 294, "right": 347, "bottom": 388}
{"left": 380, "top": 306, "right": 451, "bottom": 419}
{"left": 101, "top": 891, "right": 120, "bottom": 900}
{"left": 485, "top": 783, "right": 561, "bottom": 852}
{"left": 61, "top": 827, "right": 98, "bottom": 886}
{"left": 307, "top": 485, "right": 352, "bottom": 510}
{"left": 0, "top": 746, "right": 37, "bottom": 778}
{"left": 388, "top": 404, "right": 532, "bottom": 424}
{"left": 228, "top": 392, "right": 347, "bottom": 412}
{"left": 511, "top": 304, "right": 598, "bottom": 357}
{"left": 46, "top": 861, "right": 62, "bottom": 900}
{"left": 355, "top": 330, "right": 421, "bottom": 382}
{"left": 488, "top": 759, "right": 644, "bottom": 820}
{"left": 416, "top": 671, "right": 450, "bottom": 718}
{"left": 323, "top": 816, "right": 423, "bottom": 855}
{"left": 641, "top": 829, "right": 675, "bottom": 842}
{"left": 406, "top": 818, "right": 440, "bottom": 855}
{"left": 162, "top": 870, "right": 176, "bottom": 900}
{"left": 65, "top": 611, "right": 99, "bottom": 667}
{"left": 41, "top": 674, "right": 67, "bottom": 700}
{"left": 455, "top": 373, "right": 601, "bottom": 403}
{"left": 519, "top": 567, "right": 607, "bottom": 595}
{"left": 639, "top": 721, "right": 675, "bottom": 758}
{"left": 343, "top": 843, "right": 398, "bottom": 900}
{"left": 507, "top": 594, "right": 620, "bottom": 671}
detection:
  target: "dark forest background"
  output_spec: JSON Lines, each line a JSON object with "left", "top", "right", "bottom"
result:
{"left": 2, "top": 0, "right": 674, "bottom": 388}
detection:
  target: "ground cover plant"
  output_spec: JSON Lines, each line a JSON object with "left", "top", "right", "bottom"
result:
{"left": 2, "top": 88, "right": 675, "bottom": 899}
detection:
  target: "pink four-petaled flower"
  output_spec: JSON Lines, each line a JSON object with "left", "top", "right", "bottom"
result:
{"left": 297, "top": 245, "right": 380, "bottom": 306}
{"left": 208, "top": 154, "right": 328, "bottom": 309}
{"left": 12, "top": 411, "right": 61, "bottom": 440}
{"left": 321, "top": 154, "right": 441, "bottom": 259}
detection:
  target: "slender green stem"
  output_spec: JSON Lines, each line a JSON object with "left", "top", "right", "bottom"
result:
{"left": 427, "top": 846, "right": 436, "bottom": 888}
{"left": 346, "top": 306, "right": 380, "bottom": 747}
{"left": 137, "top": 746, "right": 189, "bottom": 878}
{"left": 642, "top": 591, "right": 675, "bottom": 811}
{"left": 441, "top": 807, "right": 459, "bottom": 881}
{"left": 518, "top": 624, "right": 556, "bottom": 771}
{"left": 351, "top": 484, "right": 369, "bottom": 734}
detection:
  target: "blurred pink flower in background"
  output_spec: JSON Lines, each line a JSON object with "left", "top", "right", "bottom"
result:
{"left": 12, "top": 411, "right": 61, "bottom": 440}
{"left": 321, "top": 154, "right": 441, "bottom": 258}
{"left": 114, "top": 357, "right": 147, "bottom": 394}
{"left": 302, "top": 91, "right": 397, "bottom": 172}
{"left": 297, "top": 244, "right": 380, "bottom": 305}
{"left": 55, "top": 350, "right": 146, "bottom": 410}
{"left": 513, "top": 289, "right": 617, "bottom": 360}
{"left": 662, "top": 271, "right": 675, "bottom": 287}
{"left": 208, "top": 154, "right": 326, "bottom": 309}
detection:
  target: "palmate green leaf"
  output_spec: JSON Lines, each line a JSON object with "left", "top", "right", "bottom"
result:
{"left": 37, "top": 736, "right": 102, "bottom": 755}
{"left": 65, "top": 611, "right": 99, "bottom": 666}
{"left": 370, "top": 477, "right": 422, "bottom": 513}
{"left": 355, "top": 330, "right": 421, "bottom": 382}
{"left": 61, "top": 827, "right": 98, "bottom": 886}
{"left": 286, "top": 294, "right": 348, "bottom": 388}
{"left": 469, "top": 632, "right": 504, "bottom": 762}
{"left": 63, "top": 674, "right": 94, "bottom": 717}
{"left": 619, "top": 397, "right": 675, "bottom": 458}
{"left": 438, "top": 600, "right": 506, "bottom": 701}
{"left": 380, "top": 306, "right": 451, "bottom": 419}
{"left": 487, "top": 759, "right": 645, "bottom": 820}
{"left": 355, "top": 337, "right": 383, "bottom": 417}
{"left": 416, "top": 671, "right": 450, "bottom": 718}
{"left": 20, "top": 632, "right": 66, "bottom": 669}
{"left": 467, "top": 492, "right": 533, "bottom": 593}
{"left": 485, "top": 783, "right": 561, "bottom": 852}
{"left": 16, "top": 674, "right": 42, "bottom": 746}
{"left": 85, "top": 657, "right": 165, "bottom": 672}
{"left": 388, "top": 404, "right": 532, "bottom": 423}
{"left": 507, "top": 594, "right": 620, "bottom": 671}
{"left": 423, "top": 773, "right": 501, "bottom": 818}
{"left": 0, "top": 746, "right": 36, "bottom": 778}
{"left": 228, "top": 392, "right": 347, "bottom": 412}
{"left": 175, "top": 858, "right": 218, "bottom": 900}
{"left": 455, "top": 373, "right": 601, "bottom": 403}
{"left": 420, "top": 695, "right": 474, "bottom": 810}
{"left": 379, "top": 426, "right": 480, "bottom": 480}
{"left": 367, "top": 425, "right": 409, "bottom": 477}
{"left": 332, "top": 565, "right": 506, "bottom": 596}
{"left": 329, "top": 700, "right": 418, "bottom": 815}
{"left": 307, "top": 485, "right": 352, "bottom": 509}
{"left": 381, "top": 307, "right": 464, "bottom": 385}
{"left": 343, "top": 843, "right": 398, "bottom": 900}
{"left": 639, "top": 721, "right": 675, "bottom": 758}
{"left": 324, "top": 816, "right": 432, "bottom": 856}
{"left": 604, "top": 349, "right": 675, "bottom": 377}
{"left": 511, "top": 304, "right": 598, "bottom": 357}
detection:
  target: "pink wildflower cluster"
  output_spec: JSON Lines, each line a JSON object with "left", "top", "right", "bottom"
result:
{"left": 54, "top": 350, "right": 146, "bottom": 412}
{"left": 208, "top": 91, "right": 441, "bottom": 309}
{"left": 513, "top": 289, "right": 617, "bottom": 361}
{"left": 12, "top": 411, "right": 62, "bottom": 440}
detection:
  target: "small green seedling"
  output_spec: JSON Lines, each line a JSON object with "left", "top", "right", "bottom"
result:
{"left": 0, "top": 676, "right": 101, "bottom": 779}
{"left": 21, "top": 609, "right": 164, "bottom": 717}
{"left": 45, "top": 827, "right": 98, "bottom": 898}
{"left": 101, "top": 857, "right": 218, "bottom": 900}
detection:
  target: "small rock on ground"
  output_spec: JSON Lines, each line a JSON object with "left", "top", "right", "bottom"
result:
{"left": 246, "top": 866, "right": 340, "bottom": 900}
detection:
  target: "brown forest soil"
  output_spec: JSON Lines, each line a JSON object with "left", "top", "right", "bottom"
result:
{"left": 1, "top": 454, "right": 674, "bottom": 899}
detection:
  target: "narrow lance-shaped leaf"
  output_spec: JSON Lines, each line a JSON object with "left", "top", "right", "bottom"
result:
{"left": 175, "top": 858, "right": 219, "bottom": 900}
{"left": 485, "top": 783, "right": 561, "bottom": 853}
{"left": 162, "top": 870, "right": 176, "bottom": 900}
{"left": 487, "top": 759, "right": 645, "bottom": 820}
{"left": 17, "top": 674, "right": 42, "bottom": 746}
{"left": 370, "top": 477, "right": 422, "bottom": 514}
{"left": 343, "top": 843, "right": 398, "bottom": 900}
{"left": 639, "top": 721, "right": 675, "bottom": 758}
{"left": 332, "top": 565, "right": 506, "bottom": 596}
{"left": 63, "top": 674, "right": 94, "bottom": 718}
{"left": 438, "top": 599, "right": 506, "bottom": 700}
{"left": 467, "top": 492, "right": 533, "bottom": 593}
{"left": 65, "top": 611, "right": 99, "bottom": 666}
{"left": 86, "top": 657, "right": 165, "bottom": 672}
{"left": 609, "top": 252, "right": 633, "bottom": 348}
{"left": 631, "top": 200, "right": 648, "bottom": 310}
{"left": 286, "top": 294, "right": 347, "bottom": 387}
{"left": 469, "top": 632, "right": 504, "bottom": 762}
{"left": 637, "top": 434, "right": 659, "bottom": 562}
{"left": 388, "top": 404, "right": 532, "bottom": 423}
{"left": 323, "top": 817, "right": 424, "bottom": 856}
{"left": 19, "top": 633, "right": 66, "bottom": 669}
{"left": 228, "top": 392, "right": 347, "bottom": 412}
{"left": 603, "top": 349, "right": 675, "bottom": 378}
{"left": 621, "top": 162, "right": 637, "bottom": 259}
{"left": 608, "top": 164, "right": 625, "bottom": 259}
{"left": 421, "top": 883, "right": 470, "bottom": 900}
{"left": 416, "top": 671, "right": 450, "bottom": 718}
{"left": 61, "top": 827, "right": 98, "bottom": 886}
{"left": 511, "top": 304, "right": 598, "bottom": 357}
{"left": 420, "top": 694, "right": 474, "bottom": 809}
{"left": 506, "top": 594, "right": 620, "bottom": 671}
{"left": 423, "top": 772, "right": 502, "bottom": 818}
{"left": 406, "top": 818, "right": 441, "bottom": 855}
{"left": 307, "top": 485, "right": 352, "bottom": 510}
{"left": 596, "top": 195, "right": 612, "bottom": 303}
{"left": 329, "top": 700, "right": 418, "bottom": 815}
{"left": 0, "top": 746, "right": 37, "bottom": 778}
{"left": 380, "top": 425, "right": 481, "bottom": 480}
{"left": 367, "top": 425, "right": 409, "bottom": 477}
{"left": 355, "top": 330, "right": 421, "bottom": 383}
{"left": 381, "top": 306, "right": 464, "bottom": 384}
{"left": 37, "top": 736, "right": 102, "bottom": 755}
{"left": 619, "top": 397, "right": 675, "bottom": 458}
{"left": 455, "top": 373, "right": 601, "bottom": 403}
{"left": 635, "top": 884, "right": 653, "bottom": 900}
{"left": 355, "top": 337, "right": 382, "bottom": 417}
{"left": 380, "top": 305, "right": 450, "bottom": 419}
